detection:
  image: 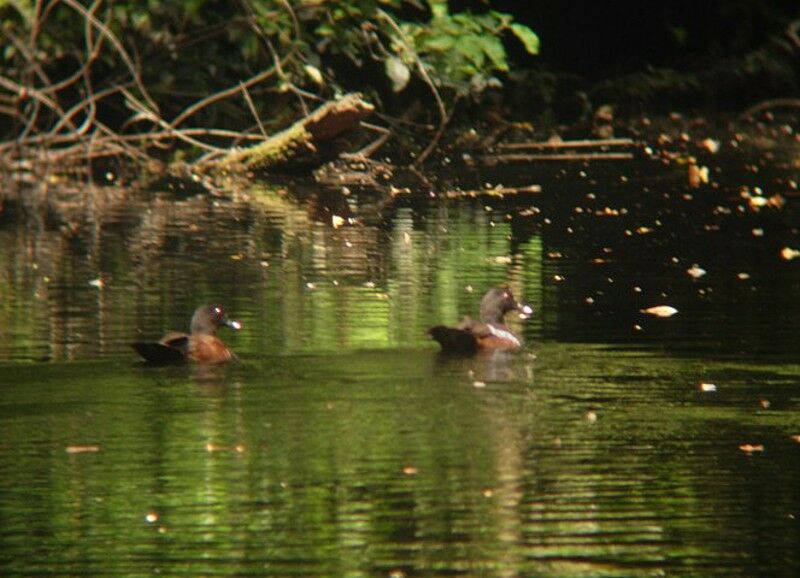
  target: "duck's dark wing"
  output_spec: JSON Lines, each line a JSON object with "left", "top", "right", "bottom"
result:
{"left": 132, "top": 339, "right": 187, "bottom": 364}
{"left": 427, "top": 325, "right": 479, "bottom": 355}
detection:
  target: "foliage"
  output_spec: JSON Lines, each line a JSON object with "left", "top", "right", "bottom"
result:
{"left": 0, "top": 0, "right": 539, "bottom": 168}
{"left": 398, "top": 0, "right": 539, "bottom": 90}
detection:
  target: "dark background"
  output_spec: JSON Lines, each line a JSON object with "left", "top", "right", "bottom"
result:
{"left": 456, "top": 0, "right": 800, "bottom": 77}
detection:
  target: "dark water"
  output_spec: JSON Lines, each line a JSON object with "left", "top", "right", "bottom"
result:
{"left": 1, "top": 148, "right": 799, "bottom": 576}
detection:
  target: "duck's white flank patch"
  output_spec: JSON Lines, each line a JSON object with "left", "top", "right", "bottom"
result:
{"left": 487, "top": 324, "right": 521, "bottom": 347}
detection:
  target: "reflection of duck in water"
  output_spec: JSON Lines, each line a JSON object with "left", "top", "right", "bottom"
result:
{"left": 132, "top": 305, "right": 241, "bottom": 365}
{"left": 428, "top": 287, "right": 533, "bottom": 355}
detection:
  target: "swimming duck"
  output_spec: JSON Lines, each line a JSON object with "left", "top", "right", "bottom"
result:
{"left": 132, "top": 305, "right": 241, "bottom": 364}
{"left": 428, "top": 287, "right": 532, "bottom": 355}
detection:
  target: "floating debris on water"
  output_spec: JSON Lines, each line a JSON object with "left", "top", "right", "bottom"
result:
{"left": 781, "top": 247, "right": 800, "bottom": 260}
{"left": 65, "top": 445, "right": 101, "bottom": 454}
{"left": 641, "top": 305, "right": 679, "bottom": 317}
{"left": 687, "top": 265, "right": 707, "bottom": 278}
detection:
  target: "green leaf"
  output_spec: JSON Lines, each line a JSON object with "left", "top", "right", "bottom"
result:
{"left": 422, "top": 34, "right": 456, "bottom": 53}
{"left": 510, "top": 23, "right": 539, "bottom": 55}
{"left": 428, "top": 0, "right": 449, "bottom": 19}
{"left": 316, "top": 23, "right": 334, "bottom": 38}
{"left": 482, "top": 36, "right": 508, "bottom": 71}
{"left": 457, "top": 36, "right": 486, "bottom": 69}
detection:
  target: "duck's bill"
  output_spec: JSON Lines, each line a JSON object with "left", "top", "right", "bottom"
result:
{"left": 517, "top": 303, "right": 534, "bottom": 319}
{"left": 226, "top": 319, "right": 242, "bottom": 331}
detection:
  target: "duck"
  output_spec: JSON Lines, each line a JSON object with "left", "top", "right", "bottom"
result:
{"left": 428, "top": 287, "right": 532, "bottom": 355}
{"left": 132, "top": 305, "right": 241, "bottom": 364}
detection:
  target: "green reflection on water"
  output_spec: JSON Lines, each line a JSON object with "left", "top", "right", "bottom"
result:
{"left": 1, "top": 170, "right": 799, "bottom": 576}
{"left": 0, "top": 189, "right": 544, "bottom": 360}
{"left": 1, "top": 348, "right": 799, "bottom": 577}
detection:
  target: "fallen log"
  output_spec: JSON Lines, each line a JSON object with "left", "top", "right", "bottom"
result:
{"left": 207, "top": 93, "right": 374, "bottom": 173}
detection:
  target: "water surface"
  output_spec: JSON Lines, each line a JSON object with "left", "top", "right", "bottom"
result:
{"left": 1, "top": 149, "right": 799, "bottom": 576}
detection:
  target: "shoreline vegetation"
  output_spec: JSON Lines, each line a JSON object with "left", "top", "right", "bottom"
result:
{"left": 0, "top": 1, "right": 798, "bottom": 188}
{"left": 0, "top": 1, "right": 535, "bottom": 179}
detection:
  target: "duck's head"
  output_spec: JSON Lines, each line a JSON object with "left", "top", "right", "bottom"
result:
{"left": 190, "top": 305, "right": 242, "bottom": 335}
{"left": 479, "top": 287, "right": 533, "bottom": 324}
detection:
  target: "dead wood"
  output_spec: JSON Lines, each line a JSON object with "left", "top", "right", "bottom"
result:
{"left": 206, "top": 93, "right": 374, "bottom": 174}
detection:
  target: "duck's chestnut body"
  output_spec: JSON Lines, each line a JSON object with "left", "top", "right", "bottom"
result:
{"left": 428, "top": 288, "right": 532, "bottom": 355}
{"left": 132, "top": 305, "right": 241, "bottom": 365}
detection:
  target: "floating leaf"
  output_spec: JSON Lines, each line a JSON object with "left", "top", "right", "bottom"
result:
{"left": 688, "top": 163, "right": 709, "bottom": 188}
{"left": 65, "top": 445, "right": 100, "bottom": 454}
{"left": 700, "top": 138, "right": 720, "bottom": 153}
{"left": 739, "top": 444, "right": 764, "bottom": 454}
{"left": 687, "top": 264, "right": 706, "bottom": 279}
{"left": 781, "top": 247, "right": 800, "bottom": 260}
{"left": 641, "top": 305, "right": 678, "bottom": 317}
{"left": 699, "top": 382, "right": 717, "bottom": 392}
{"left": 767, "top": 194, "right": 785, "bottom": 209}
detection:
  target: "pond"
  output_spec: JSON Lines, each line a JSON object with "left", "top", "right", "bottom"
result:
{"left": 1, "top": 143, "right": 799, "bottom": 577}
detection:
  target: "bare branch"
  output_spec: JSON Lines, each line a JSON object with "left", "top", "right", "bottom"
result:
{"left": 375, "top": 8, "right": 448, "bottom": 166}
{"left": 61, "top": 0, "right": 160, "bottom": 115}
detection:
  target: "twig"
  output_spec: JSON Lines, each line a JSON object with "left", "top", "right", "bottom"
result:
{"left": 121, "top": 88, "right": 228, "bottom": 153}
{"left": 51, "top": 84, "right": 128, "bottom": 136}
{"left": 0, "top": 74, "right": 74, "bottom": 133}
{"left": 445, "top": 184, "right": 542, "bottom": 197}
{"left": 376, "top": 8, "right": 448, "bottom": 166}
{"left": 351, "top": 121, "right": 392, "bottom": 157}
{"left": 61, "top": 0, "right": 160, "bottom": 115}
{"left": 497, "top": 138, "right": 636, "bottom": 150}
{"left": 171, "top": 67, "right": 277, "bottom": 128}
{"left": 43, "top": 0, "right": 106, "bottom": 96}
{"left": 741, "top": 98, "right": 800, "bottom": 119}
{"left": 240, "top": 81, "right": 268, "bottom": 137}
{"left": 242, "top": 0, "right": 318, "bottom": 115}
{"left": 787, "top": 20, "right": 800, "bottom": 50}
{"left": 481, "top": 152, "right": 635, "bottom": 163}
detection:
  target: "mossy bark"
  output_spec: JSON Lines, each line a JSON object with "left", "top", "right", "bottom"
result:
{"left": 209, "top": 93, "right": 374, "bottom": 173}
